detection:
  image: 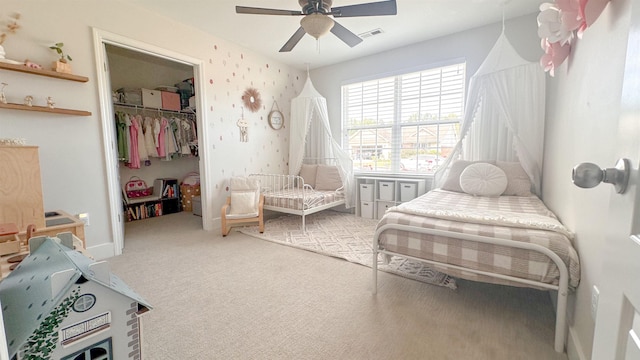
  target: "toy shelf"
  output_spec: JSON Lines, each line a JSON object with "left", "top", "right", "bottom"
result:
{"left": 0, "top": 61, "right": 89, "bottom": 82}
{"left": 0, "top": 102, "right": 92, "bottom": 116}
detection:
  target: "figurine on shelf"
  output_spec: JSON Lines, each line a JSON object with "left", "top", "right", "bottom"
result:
{"left": 46, "top": 96, "right": 55, "bottom": 109}
{"left": 24, "top": 95, "right": 33, "bottom": 107}
{"left": 0, "top": 83, "right": 7, "bottom": 104}
{"left": 24, "top": 59, "right": 42, "bottom": 70}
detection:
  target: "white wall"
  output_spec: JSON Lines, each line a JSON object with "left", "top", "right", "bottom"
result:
{"left": 310, "top": 13, "right": 542, "bottom": 142}
{"left": 542, "top": 0, "right": 631, "bottom": 358}
{"left": 0, "top": 1, "right": 304, "bottom": 257}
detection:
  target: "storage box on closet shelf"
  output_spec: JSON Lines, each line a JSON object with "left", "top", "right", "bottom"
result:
{"left": 114, "top": 88, "right": 163, "bottom": 109}
{"left": 116, "top": 86, "right": 183, "bottom": 112}
{"left": 115, "top": 88, "right": 142, "bottom": 106}
{"left": 156, "top": 86, "right": 181, "bottom": 111}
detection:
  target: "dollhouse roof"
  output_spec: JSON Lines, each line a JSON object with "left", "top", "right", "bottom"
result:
{"left": 0, "top": 236, "right": 152, "bottom": 357}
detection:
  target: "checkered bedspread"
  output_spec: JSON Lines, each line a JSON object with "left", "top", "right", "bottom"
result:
{"left": 377, "top": 190, "right": 580, "bottom": 289}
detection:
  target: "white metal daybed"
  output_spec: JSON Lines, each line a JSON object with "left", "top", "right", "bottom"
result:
{"left": 249, "top": 169, "right": 346, "bottom": 231}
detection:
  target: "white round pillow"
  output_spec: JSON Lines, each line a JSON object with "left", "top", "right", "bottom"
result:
{"left": 459, "top": 163, "right": 508, "bottom": 197}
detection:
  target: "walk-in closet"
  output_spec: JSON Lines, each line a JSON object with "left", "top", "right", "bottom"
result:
{"left": 105, "top": 44, "right": 202, "bottom": 237}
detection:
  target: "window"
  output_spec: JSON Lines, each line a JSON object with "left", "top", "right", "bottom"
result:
{"left": 342, "top": 62, "right": 465, "bottom": 174}
{"left": 62, "top": 337, "right": 113, "bottom": 360}
{"left": 73, "top": 294, "right": 96, "bottom": 312}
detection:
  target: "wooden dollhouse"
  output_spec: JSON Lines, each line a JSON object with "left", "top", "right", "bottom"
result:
{"left": 0, "top": 234, "right": 152, "bottom": 360}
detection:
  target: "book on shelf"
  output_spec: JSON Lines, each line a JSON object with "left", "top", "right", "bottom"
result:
{"left": 156, "top": 178, "right": 178, "bottom": 199}
{"left": 163, "top": 184, "right": 179, "bottom": 198}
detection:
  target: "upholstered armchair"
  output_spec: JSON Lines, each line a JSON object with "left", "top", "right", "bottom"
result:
{"left": 221, "top": 177, "right": 264, "bottom": 236}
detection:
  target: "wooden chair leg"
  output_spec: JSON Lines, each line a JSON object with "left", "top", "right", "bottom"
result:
{"left": 258, "top": 194, "right": 265, "bottom": 233}
{"left": 221, "top": 197, "right": 230, "bottom": 236}
{"left": 221, "top": 214, "right": 227, "bottom": 236}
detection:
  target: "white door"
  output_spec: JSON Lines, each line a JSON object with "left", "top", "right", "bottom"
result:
{"left": 591, "top": 0, "right": 640, "bottom": 357}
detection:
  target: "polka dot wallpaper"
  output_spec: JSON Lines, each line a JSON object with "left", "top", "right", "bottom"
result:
{"left": 202, "top": 44, "right": 306, "bottom": 204}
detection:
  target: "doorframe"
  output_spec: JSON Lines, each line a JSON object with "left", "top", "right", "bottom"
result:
{"left": 92, "top": 28, "right": 212, "bottom": 256}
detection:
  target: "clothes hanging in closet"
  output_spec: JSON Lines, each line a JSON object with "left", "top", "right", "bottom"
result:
{"left": 114, "top": 110, "right": 198, "bottom": 169}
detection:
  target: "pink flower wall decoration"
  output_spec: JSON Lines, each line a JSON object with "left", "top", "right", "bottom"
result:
{"left": 558, "top": 0, "right": 587, "bottom": 37}
{"left": 537, "top": 0, "right": 610, "bottom": 76}
{"left": 540, "top": 39, "right": 571, "bottom": 77}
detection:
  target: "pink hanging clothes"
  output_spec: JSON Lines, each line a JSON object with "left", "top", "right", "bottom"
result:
{"left": 127, "top": 114, "right": 141, "bottom": 169}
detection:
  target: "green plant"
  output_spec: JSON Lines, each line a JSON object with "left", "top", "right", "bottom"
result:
{"left": 49, "top": 42, "right": 72, "bottom": 63}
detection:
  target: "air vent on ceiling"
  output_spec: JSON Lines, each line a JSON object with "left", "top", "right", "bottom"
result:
{"left": 358, "top": 28, "right": 384, "bottom": 39}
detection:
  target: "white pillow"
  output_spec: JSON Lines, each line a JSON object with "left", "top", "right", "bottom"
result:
{"left": 299, "top": 164, "right": 318, "bottom": 188}
{"left": 441, "top": 160, "right": 481, "bottom": 193}
{"left": 459, "top": 163, "right": 508, "bottom": 197}
{"left": 230, "top": 190, "right": 257, "bottom": 215}
{"left": 495, "top": 161, "right": 532, "bottom": 196}
{"left": 315, "top": 165, "right": 342, "bottom": 191}
{"left": 229, "top": 177, "right": 260, "bottom": 215}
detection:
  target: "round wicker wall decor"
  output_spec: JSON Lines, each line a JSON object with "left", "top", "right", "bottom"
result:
{"left": 242, "top": 87, "right": 262, "bottom": 112}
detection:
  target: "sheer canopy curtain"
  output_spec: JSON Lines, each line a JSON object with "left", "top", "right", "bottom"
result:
{"left": 435, "top": 32, "right": 545, "bottom": 195}
{"left": 289, "top": 77, "right": 355, "bottom": 207}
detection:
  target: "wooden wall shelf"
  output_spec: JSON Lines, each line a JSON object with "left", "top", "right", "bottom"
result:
{"left": 0, "top": 62, "right": 89, "bottom": 82}
{"left": 0, "top": 102, "right": 92, "bottom": 116}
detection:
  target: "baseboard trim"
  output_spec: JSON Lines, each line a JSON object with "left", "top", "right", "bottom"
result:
{"left": 567, "top": 326, "right": 588, "bottom": 360}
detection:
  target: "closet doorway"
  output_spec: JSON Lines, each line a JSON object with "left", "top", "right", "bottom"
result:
{"left": 93, "top": 29, "right": 211, "bottom": 257}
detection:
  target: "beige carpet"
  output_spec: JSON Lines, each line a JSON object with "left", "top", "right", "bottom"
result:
{"left": 238, "top": 210, "right": 457, "bottom": 289}
{"left": 108, "top": 212, "right": 568, "bottom": 360}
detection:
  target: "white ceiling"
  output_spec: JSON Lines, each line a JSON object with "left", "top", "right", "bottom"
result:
{"left": 127, "top": 0, "right": 544, "bottom": 70}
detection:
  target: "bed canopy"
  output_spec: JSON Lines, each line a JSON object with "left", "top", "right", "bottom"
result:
{"left": 289, "top": 76, "right": 355, "bottom": 207}
{"left": 434, "top": 31, "right": 546, "bottom": 195}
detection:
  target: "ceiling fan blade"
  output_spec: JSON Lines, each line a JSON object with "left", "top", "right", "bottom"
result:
{"left": 236, "top": 6, "right": 303, "bottom": 16}
{"left": 330, "top": 21, "right": 363, "bottom": 48}
{"left": 331, "top": 0, "right": 397, "bottom": 17}
{"left": 279, "top": 27, "right": 307, "bottom": 52}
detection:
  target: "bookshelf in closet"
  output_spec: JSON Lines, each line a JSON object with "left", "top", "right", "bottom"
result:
{"left": 124, "top": 178, "right": 181, "bottom": 222}
{"left": 157, "top": 178, "right": 181, "bottom": 215}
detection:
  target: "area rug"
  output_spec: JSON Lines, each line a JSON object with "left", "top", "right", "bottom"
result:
{"left": 239, "top": 211, "right": 457, "bottom": 289}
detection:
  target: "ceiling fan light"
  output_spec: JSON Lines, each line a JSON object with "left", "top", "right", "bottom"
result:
{"left": 300, "top": 13, "right": 335, "bottom": 39}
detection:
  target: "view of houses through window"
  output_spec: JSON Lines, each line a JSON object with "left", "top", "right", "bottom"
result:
{"left": 342, "top": 62, "right": 466, "bottom": 174}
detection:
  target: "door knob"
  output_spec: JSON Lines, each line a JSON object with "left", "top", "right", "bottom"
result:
{"left": 572, "top": 158, "right": 631, "bottom": 194}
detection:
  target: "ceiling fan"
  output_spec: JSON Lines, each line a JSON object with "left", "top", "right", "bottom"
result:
{"left": 235, "top": 0, "right": 397, "bottom": 52}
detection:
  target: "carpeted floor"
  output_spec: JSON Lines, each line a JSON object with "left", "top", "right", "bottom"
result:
{"left": 239, "top": 210, "right": 456, "bottom": 289}
{"left": 107, "top": 212, "right": 568, "bottom": 360}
